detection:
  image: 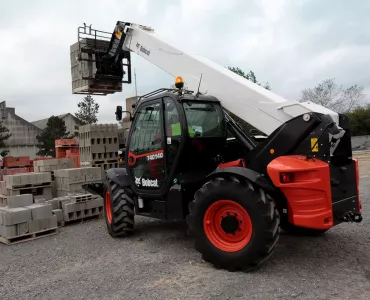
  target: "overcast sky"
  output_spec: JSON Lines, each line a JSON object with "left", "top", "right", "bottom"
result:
{"left": 0, "top": 0, "right": 369, "bottom": 123}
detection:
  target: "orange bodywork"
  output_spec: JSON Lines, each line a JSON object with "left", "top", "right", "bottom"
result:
{"left": 267, "top": 155, "right": 333, "bottom": 230}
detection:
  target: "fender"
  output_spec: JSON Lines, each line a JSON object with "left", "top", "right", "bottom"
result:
{"left": 106, "top": 168, "right": 131, "bottom": 188}
{"left": 207, "top": 167, "right": 276, "bottom": 194}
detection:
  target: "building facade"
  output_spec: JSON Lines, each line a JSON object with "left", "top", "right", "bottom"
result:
{"left": 0, "top": 101, "right": 42, "bottom": 159}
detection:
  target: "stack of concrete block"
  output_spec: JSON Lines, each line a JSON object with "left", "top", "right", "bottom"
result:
{"left": 79, "top": 124, "right": 119, "bottom": 177}
{"left": 0, "top": 173, "right": 52, "bottom": 200}
{"left": 33, "top": 158, "right": 74, "bottom": 173}
{"left": 54, "top": 167, "right": 102, "bottom": 197}
{"left": 70, "top": 38, "right": 122, "bottom": 95}
{"left": 46, "top": 194, "right": 103, "bottom": 225}
{"left": 0, "top": 194, "right": 57, "bottom": 241}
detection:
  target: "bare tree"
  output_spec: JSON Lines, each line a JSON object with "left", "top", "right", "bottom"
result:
{"left": 300, "top": 78, "right": 365, "bottom": 113}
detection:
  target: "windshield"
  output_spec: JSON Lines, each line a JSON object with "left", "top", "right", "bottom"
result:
{"left": 183, "top": 102, "right": 225, "bottom": 137}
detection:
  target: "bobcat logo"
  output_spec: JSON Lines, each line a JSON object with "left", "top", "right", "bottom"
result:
{"left": 135, "top": 177, "right": 141, "bottom": 186}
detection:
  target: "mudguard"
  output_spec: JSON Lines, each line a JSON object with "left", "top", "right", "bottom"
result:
{"left": 105, "top": 168, "right": 131, "bottom": 188}
{"left": 82, "top": 168, "right": 131, "bottom": 197}
{"left": 207, "top": 167, "right": 276, "bottom": 194}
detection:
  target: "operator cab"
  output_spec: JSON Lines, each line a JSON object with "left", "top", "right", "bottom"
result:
{"left": 121, "top": 87, "right": 227, "bottom": 198}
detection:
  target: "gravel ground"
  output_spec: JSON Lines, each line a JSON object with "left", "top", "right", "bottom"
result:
{"left": 0, "top": 166, "right": 369, "bottom": 300}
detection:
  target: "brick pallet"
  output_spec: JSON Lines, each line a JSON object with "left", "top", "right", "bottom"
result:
{"left": 79, "top": 124, "right": 119, "bottom": 177}
{"left": 0, "top": 173, "right": 53, "bottom": 200}
{"left": 54, "top": 167, "right": 102, "bottom": 197}
{"left": 46, "top": 194, "right": 103, "bottom": 226}
{"left": 55, "top": 138, "right": 78, "bottom": 159}
{"left": 0, "top": 194, "right": 58, "bottom": 245}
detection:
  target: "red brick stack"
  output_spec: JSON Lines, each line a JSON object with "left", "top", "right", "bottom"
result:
{"left": 55, "top": 139, "right": 80, "bottom": 168}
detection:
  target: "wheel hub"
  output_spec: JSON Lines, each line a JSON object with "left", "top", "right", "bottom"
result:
{"left": 203, "top": 200, "right": 253, "bottom": 252}
{"left": 221, "top": 214, "right": 240, "bottom": 234}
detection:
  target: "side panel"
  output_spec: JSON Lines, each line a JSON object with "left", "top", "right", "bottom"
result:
{"left": 267, "top": 156, "right": 333, "bottom": 230}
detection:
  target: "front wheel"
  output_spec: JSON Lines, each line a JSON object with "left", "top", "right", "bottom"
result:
{"left": 187, "top": 177, "right": 280, "bottom": 271}
{"left": 104, "top": 181, "right": 135, "bottom": 237}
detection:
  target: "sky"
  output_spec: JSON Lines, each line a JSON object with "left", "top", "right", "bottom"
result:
{"left": 0, "top": 0, "right": 369, "bottom": 123}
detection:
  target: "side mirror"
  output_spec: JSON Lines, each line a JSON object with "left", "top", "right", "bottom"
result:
{"left": 116, "top": 106, "right": 123, "bottom": 121}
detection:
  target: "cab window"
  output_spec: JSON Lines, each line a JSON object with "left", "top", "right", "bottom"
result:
{"left": 183, "top": 102, "right": 225, "bottom": 137}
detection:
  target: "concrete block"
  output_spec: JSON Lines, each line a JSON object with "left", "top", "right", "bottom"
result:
{"left": 82, "top": 208, "right": 91, "bottom": 218}
{"left": 58, "top": 197, "right": 71, "bottom": 208}
{"left": 28, "top": 216, "right": 57, "bottom": 233}
{"left": 29, "top": 173, "right": 38, "bottom": 185}
{"left": 86, "top": 197, "right": 103, "bottom": 209}
{"left": 4, "top": 175, "right": 22, "bottom": 188}
{"left": 63, "top": 211, "right": 76, "bottom": 222}
{"left": 62, "top": 202, "right": 82, "bottom": 214}
{"left": 47, "top": 199, "right": 60, "bottom": 210}
{"left": 17, "top": 222, "right": 29, "bottom": 236}
{"left": 105, "top": 144, "right": 119, "bottom": 153}
{"left": 54, "top": 169, "right": 85, "bottom": 184}
{"left": 28, "top": 204, "right": 53, "bottom": 220}
{"left": 51, "top": 181, "right": 57, "bottom": 198}
{"left": 0, "top": 223, "right": 29, "bottom": 238}
{"left": 1, "top": 207, "right": 32, "bottom": 225}
{"left": 43, "top": 172, "right": 52, "bottom": 183}
{"left": 20, "top": 173, "right": 31, "bottom": 185}
{"left": 0, "top": 181, "right": 6, "bottom": 195}
{"left": 0, "top": 224, "right": 16, "bottom": 238}
{"left": 0, "top": 196, "right": 6, "bottom": 207}
{"left": 52, "top": 209, "right": 64, "bottom": 222}
{"left": 28, "top": 220, "right": 39, "bottom": 233}
{"left": 41, "top": 187, "right": 53, "bottom": 200}
{"left": 7, "top": 194, "right": 33, "bottom": 208}
{"left": 84, "top": 167, "right": 102, "bottom": 182}
{"left": 34, "top": 197, "right": 46, "bottom": 204}
{"left": 91, "top": 206, "right": 103, "bottom": 216}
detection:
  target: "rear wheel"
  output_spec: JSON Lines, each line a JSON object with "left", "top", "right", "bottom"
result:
{"left": 104, "top": 181, "right": 135, "bottom": 237}
{"left": 187, "top": 177, "right": 280, "bottom": 271}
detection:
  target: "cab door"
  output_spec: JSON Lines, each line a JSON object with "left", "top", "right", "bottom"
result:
{"left": 126, "top": 99, "right": 167, "bottom": 192}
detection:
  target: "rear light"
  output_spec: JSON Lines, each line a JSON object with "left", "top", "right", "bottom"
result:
{"left": 280, "top": 172, "right": 293, "bottom": 183}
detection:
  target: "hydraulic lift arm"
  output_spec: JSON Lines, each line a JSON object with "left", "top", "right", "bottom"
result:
{"left": 88, "top": 22, "right": 340, "bottom": 136}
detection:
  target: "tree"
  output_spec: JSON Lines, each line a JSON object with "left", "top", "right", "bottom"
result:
{"left": 226, "top": 66, "right": 271, "bottom": 135}
{"left": 75, "top": 95, "right": 99, "bottom": 125}
{"left": 0, "top": 121, "right": 11, "bottom": 157}
{"left": 300, "top": 78, "right": 365, "bottom": 113}
{"left": 36, "top": 116, "right": 70, "bottom": 157}
{"left": 74, "top": 95, "right": 99, "bottom": 136}
{"left": 346, "top": 104, "right": 370, "bottom": 136}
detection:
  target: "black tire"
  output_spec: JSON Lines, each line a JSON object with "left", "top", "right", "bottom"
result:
{"left": 187, "top": 177, "right": 280, "bottom": 271}
{"left": 104, "top": 180, "right": 135, "bottom": 237}
{"left": 280, "top": 221, "right": 328, "bottom": 236}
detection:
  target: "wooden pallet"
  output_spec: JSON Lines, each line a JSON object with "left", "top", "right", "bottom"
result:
{"left": 7, "top": 182, "right": 51, "bottom": 190}
{"left": 58, "top": 214, "right": 103, "bottom": 227}
{"left": 0, "top": 228, "right": 58, "bottom": 245}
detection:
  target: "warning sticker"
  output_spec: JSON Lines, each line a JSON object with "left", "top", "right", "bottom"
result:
{"left": 311, "top": 138, "right": 319, "bottom": 152}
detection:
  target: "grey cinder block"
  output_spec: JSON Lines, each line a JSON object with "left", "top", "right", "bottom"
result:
{"left": 85, "top": 197, "right": 103, "bottom": 209}
{"left": 28, "top": 204, "right": 53, "bottom": 220}
{"left": 47, "top": 199, "right": 60, "bottom": 210}
{"left": 0, "top": 223, "right": 29, "bottom": 238}
{"left": 52, "top": 209, "right": 64, "bottom": 222}
{"left": 7, "top": 194, "right": 33, "bottom": 208}
{"left": 1, "top": 207, "right": 32, "bottom": 225}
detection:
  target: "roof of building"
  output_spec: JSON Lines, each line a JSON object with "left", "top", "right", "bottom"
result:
{"left": 31, "top": 113, "right": 78, "bottom": 130}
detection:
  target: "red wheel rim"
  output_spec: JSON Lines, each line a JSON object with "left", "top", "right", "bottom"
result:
{"left": 203, "top": 200, "right": 252, "bottom": 252}
{"left": 105, "top": 190, "right": 113, "bottom": 224}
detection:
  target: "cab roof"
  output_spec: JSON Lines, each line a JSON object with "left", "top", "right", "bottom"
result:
{"left": 138, "top": 89, "right": 220, "bottom": 105}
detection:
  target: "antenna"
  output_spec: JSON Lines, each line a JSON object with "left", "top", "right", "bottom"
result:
{"left": 195, "top": 73, "right": 203, "bottom": 97}
{"left": 134, "top": 68, "right": 138, "bottom": 98}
